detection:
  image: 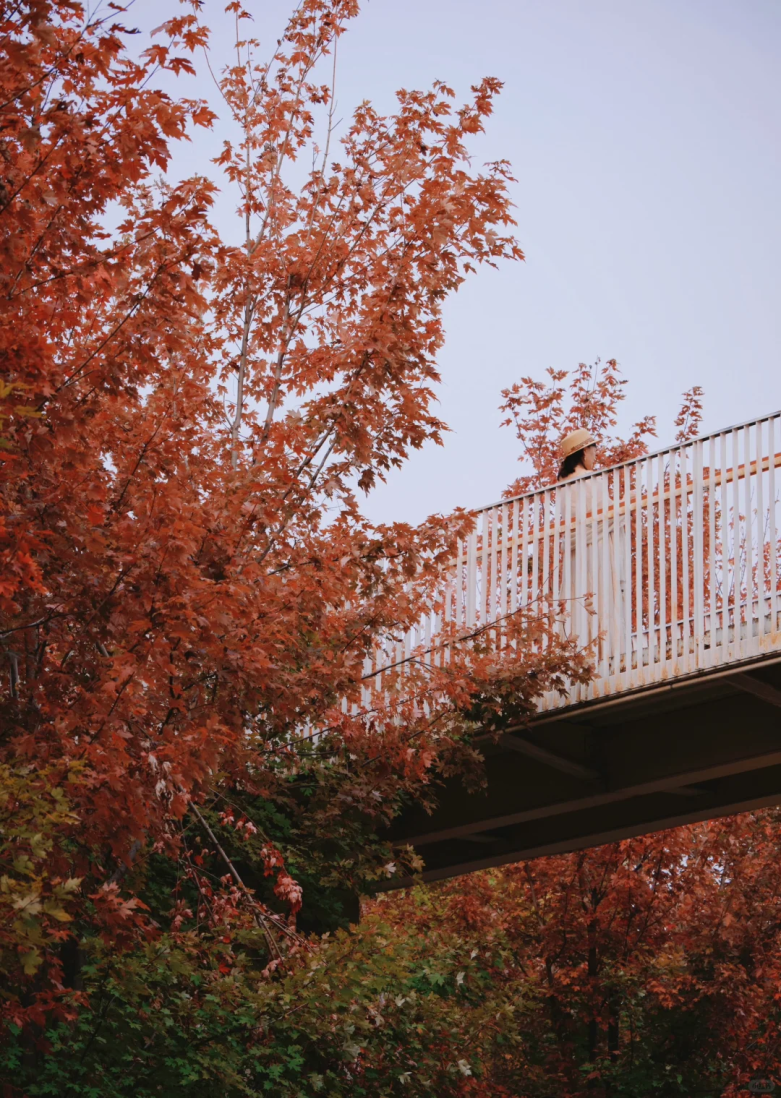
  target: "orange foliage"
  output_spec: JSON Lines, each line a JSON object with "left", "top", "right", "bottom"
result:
{"left": 0, "top": 0, "right": 585, "bottom": 1036}
{"left": 378, "top": 811, "right": 781, "bottom": 1096}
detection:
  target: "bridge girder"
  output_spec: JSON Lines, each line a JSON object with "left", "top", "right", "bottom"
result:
{"left": 384, "top": 655, "right": 781, "bottom": 888}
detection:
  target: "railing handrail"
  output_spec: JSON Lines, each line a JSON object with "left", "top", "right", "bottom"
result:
{"left": 348, "top": 406, "right": 781, "bottom": 724}
{"left": 466, "top": 452, "right": 781, "bottom": 560}
{"left": 477, "top": 409, "right": 781, "bottom": 515}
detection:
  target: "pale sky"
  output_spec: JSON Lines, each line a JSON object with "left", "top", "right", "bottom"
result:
{"left": 133, "top": 0, "right": 781, "bottom": 525}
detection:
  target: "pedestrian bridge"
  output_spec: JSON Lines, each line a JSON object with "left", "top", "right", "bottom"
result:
{"left": 384, "top": 411, "right": 781, "bottom": 886}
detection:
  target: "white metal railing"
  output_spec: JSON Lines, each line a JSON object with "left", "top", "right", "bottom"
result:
{"left": 363, "top": 412, "right": 781, "bottom": 716}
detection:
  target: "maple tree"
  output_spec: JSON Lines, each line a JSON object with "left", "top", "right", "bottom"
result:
{"left": 0, "top": 0, "right": 586, "bottom": 1092}
{"left": 375, "top": 808, "right": 781, "bottom": 1097}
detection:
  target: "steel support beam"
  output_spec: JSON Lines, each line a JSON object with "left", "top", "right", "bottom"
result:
{"left": 498, "top": 733, "right": 600, "bottom": 782}
{"left": 731, "top": 672, "right": 781, "bottom": 709}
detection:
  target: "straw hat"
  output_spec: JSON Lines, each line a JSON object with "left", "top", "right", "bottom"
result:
{"left": 560, "top": 427, "right": 596, "bottom": 460}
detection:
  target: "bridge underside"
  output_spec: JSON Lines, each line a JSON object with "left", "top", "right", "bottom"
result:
{"left": 386, "top": 655, "right": 781, "bottom": 887}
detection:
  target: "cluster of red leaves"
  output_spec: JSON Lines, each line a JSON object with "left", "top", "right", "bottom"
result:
{"left": 378, "top": 809, "right": 781, "bottom": 1096}
{"left": 499, "top": 358, "right": 705, "bottom": 496}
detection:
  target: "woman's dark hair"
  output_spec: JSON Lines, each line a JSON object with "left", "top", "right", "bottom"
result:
{"left": 557, "top": 449, "right": 587, "bottom": 481}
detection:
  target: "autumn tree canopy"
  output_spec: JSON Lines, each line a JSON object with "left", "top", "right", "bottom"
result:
{"left": 1, "top": 0, "right": 585, "bottom": 1092}
{"left": 376, "top": 807, "right": 781, "bottom": 1098}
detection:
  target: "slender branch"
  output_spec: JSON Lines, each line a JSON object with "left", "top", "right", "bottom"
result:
{"left": 258, "top": 292, "right": 292, "bottom": 447}
{"left": 0, "top": 131, "right": 67, "bottom": 218}
{"left": 0, "top": 8, "right": 112, "bottom": 113}
{"left": 53, "top": 263, "right": 170, "bottom": 397}
{"left": 0, "top": 614, "right": 58, "bottom": 638}
{"left": 190, "top": 802, "right": 302, "bottom": 957}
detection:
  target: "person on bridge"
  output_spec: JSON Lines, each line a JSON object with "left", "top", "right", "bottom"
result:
{"left": 556, "top": 427, "right": 624, "bottom": 659}
{"left": 558, "top": 427, "right": 598, "bottom": 482}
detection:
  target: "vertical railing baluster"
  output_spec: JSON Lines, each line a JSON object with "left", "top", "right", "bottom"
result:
{"left": 588, "top": 474, "right": 599, "bottom": 665}
{"left": 434, "top": 607, "right": 440, "bottom": 671}
{"left": 481, "top": 509, "right": 490, "bottom": 627}
{"left": 732, "top": 427, "right": 741, "bottom": 656}
{"left": 553, "top": 489, "right": 558, "bottom": 636}
{"left": 466, "top": 529, "right": 477, "bottom": 628}
{"left": 541, "top": 488, "right": 551, "bottom": 611}
{"left": 521, "top": 496, "right": 529, "bottom": 613}
{"left": 707, "top": 435, "right": 717, "bottom": 666}
{"left": 681, "top": 444, "right": 691, "bottom": 675}
{"left": 386, "top": 641, "right": 393, "bottom": 711}
{"left": 500, "top": 503, "right": 509, "bottom": 638}
{"left": 693, "top": 440, "right": 704, "bottom": 667}
{"left": 562, "top": 484, "right": 571, "bottom": 640}
{"left": 453, "top": 537, "right": 462, "bottom": 628}
{"left": 623, "top": 463, "right": 632, "bottom": 685}
{"left": 552, "top": 484, "right": 562, "bottom": 642}
{"left": 511, "top": 498, "right": 519, "bottom": 622}
{"left": 645, "top": 455, "right": 655, "bottom": 668}
{"left": 756, "top": 420, "right": 765, "bottom": 637}
{"left": 744, "top": 423, "right": 754, "bottom": 657}
{"left": 493, "top": 505, "right": 500, "bottom": 628}
{"left": 634, "top": 455, "right": 643, "bottom": 677}
{"left": 657, "top": 452, "right": 666, "bottom": 670}
{"left": 670, "top": 452, "right": 678, "bottom": 668}
{"left": 531, "top": 492, "right": 540, "bottom": 611}
{"left": 600, "top": 470, "right": 611, "bottom": 681}
{"left": 576, "top": 479, "right": 588, "bottom": 686}
{"left": 769, "top": 417, "right": 778, "bottom": 633}
{"left": 720, "top": 430, "right": 728, "bottom": 652}
{"left": 610, "top": 468, "right": 620, "bottom": 677}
